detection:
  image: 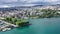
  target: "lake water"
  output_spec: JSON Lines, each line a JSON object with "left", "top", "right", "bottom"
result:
{"left": 0, "top": 18, "right": 60, "bottom": 34}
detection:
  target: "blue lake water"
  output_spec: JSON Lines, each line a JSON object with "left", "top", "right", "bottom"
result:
{"left": 0, "top": 18, "right": 60, "bottom": 34}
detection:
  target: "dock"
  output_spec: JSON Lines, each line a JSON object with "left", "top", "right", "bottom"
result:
{"left": 0, "top": 20, "right": 18, "bottom": 28}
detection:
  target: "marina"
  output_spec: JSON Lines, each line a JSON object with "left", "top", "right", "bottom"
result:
{"left": 0, "top": 20, "right": 18, "bottom": 31}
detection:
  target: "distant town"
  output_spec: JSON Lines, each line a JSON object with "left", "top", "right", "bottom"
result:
{"left": 0, "top": 5, "right": 60, "bottom": 32}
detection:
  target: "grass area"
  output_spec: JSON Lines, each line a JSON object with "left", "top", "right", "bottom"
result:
{"left": 0, "top": 16, "right": 29, "bottom": 26}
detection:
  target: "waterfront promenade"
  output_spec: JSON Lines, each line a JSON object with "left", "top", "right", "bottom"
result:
{"left": 0, "top": 20, "right": 18, "bottom": 28}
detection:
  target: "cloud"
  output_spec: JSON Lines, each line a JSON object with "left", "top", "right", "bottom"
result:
{"left": 43, "top": 0, "right": 59, "bottom": 2}
{"left": 19, "top": 0, "right": 60, "bottom": 3}
{"left": 20, "top": 0, "right": 42, "bottom": 3}
{"left": 0, "top": 0, "right": 18, "bottom": 2}
{"left": 0, "top": 5, "right": 11, "bottom": 8}
{"left": 0, "top": 0, "right": 60, "bottom": 7}
{"left": 0, "top": 0, "right": 60, "bottom": 3}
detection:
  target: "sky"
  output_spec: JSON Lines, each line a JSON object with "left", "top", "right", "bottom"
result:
{"left": 0, "top": 0, "right": 60, "bottom": 7}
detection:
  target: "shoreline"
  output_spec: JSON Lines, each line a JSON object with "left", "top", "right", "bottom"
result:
{"left": 0, "top": 20, "right": 29, "bottom": 32}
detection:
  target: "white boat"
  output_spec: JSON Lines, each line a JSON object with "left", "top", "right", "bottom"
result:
{"left": 2, "top": 28, "right": 7, "bottom": 32}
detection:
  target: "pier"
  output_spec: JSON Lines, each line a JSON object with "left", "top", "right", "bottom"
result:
{"left": 0, "top": 20, "right": 18, "bottom": 29}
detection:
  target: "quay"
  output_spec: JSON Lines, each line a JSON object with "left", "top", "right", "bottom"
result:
{"left": 0, "top": 20, "right": 18, "bottom": 29}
